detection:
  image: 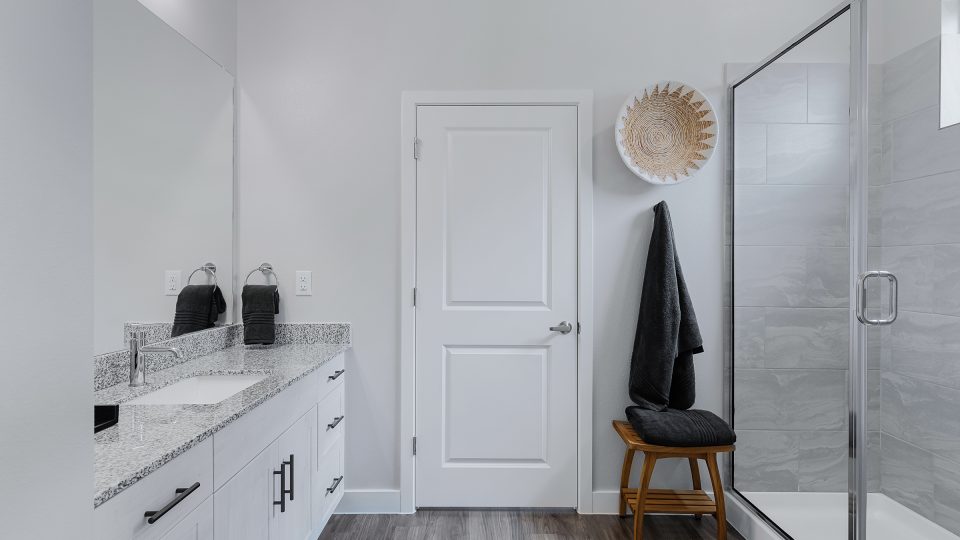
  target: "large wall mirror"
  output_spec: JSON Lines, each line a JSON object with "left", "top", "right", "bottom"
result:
{"left": 945, "top": 0, "right": 960, "bottom": 127}
{"left": 94, "top": 0, "right": 235, "bottom": 355}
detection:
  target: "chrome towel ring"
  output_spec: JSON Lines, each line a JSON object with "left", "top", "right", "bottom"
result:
{"left": 186, "top": 262, "right": 217, "bottom": 287}
{"left": 245, "top": 262, "right": 278, "bottom": 286}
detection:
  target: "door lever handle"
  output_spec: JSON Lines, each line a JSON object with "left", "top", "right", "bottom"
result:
{"left": 550, "top": 321, "right": 573, "bottom": 335}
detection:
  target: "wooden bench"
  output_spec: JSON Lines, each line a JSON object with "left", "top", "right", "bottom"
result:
{"left": 613, "top": 420, "right": 734, "bottom": 540}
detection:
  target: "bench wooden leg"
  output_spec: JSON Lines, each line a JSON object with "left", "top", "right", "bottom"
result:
{"left": 689, "top": 456, "right": 703, "bottom": 520}
{"left": 632, "top": 453, "right": 657, "bottom": 540}
{"left": 706, "top": 453, "right": 727, "bottom": 540}
{"left": 619, "top": 448, "right": 636, "bottom": 517}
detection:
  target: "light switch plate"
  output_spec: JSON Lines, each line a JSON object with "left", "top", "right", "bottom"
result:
{"left": 295, "top": 270, "right": 312, "bottom": 296}
{"left": 164, "top": 270, "right": 181, "bottom": 296}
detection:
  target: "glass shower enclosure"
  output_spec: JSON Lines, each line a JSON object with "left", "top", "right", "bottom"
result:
{"left": 727, "top": 1, "right": 960, "bottom": 539}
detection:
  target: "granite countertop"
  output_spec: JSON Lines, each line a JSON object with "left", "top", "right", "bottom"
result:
{"left": 94, "top": 342, "right": 348, "bottom": 507}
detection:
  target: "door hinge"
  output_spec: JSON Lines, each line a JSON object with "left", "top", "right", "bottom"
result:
{"left": 413, "top": 138, "right": 422, "bottom": 160}
{"left": 412, "top": 436, "right": 417, "bottom": 456}
{"left": 412, "top": 287, "right": 417, "bottom": 307}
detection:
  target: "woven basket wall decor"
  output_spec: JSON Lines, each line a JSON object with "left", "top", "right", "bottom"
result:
{"left": 615, "top": 81, "right": 717, "bottom": 184}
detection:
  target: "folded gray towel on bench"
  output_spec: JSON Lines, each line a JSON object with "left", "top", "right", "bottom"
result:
{"left": 626, "top": 406, "right": 736, "bottom": 447}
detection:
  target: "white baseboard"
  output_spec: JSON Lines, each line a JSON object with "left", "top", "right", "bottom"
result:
{"left": 590, "top": 490, "right": 621, "bottom": 514}
{"left": 335, "top": 489, "right": 404, "bottom": 514}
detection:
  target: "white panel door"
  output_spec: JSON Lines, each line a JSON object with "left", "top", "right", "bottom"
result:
{"left": 415, "top": 105, "right": 579, "bottom": 507}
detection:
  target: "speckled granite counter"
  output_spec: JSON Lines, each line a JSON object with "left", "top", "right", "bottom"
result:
{"left": 93, "top": 342, "right": 348, "bottom": 507}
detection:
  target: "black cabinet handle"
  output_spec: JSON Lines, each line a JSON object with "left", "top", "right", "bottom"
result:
{"left": 326, "top": 475, "right": 343, "bottom": 496}
{"left": 327, "top": 369, "right": 345, "bottom": 381}
{"left": 283, "top": 454, "right": 294, "bottom": 501}
{"left": 273, "top": 466, "right": 286, "bottom": 512}
{"left": 144, "top": 482, "right": 200, "bottom": 524}
{"left": 327, "top": 416, "right": 344, "bottom": 430}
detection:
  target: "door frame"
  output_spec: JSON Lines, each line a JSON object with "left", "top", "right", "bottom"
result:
{"left": 399, "top": 90, "right": 594, "bottom": 513}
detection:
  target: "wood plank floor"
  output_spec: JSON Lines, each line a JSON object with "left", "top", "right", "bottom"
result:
{"left": 318, "top": 510, "right": 745, "bottom": 539}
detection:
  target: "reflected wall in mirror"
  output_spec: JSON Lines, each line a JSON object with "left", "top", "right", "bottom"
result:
{"left": 944, "top": 0, "right": 960, "bottom": 127}
{"left": 94, "top": 0, "right": 235, "bottom": 355}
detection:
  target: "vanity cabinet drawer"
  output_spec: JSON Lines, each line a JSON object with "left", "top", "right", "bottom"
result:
{"left": 95, "top": 438, "right": 213, "bottom": 540}
{"left": 316, "top": 384, "right": 344, "bottom": 457}
{"left": 312, "top": 441, "right": 344, "bottom": 531}
{"left": 318, "top": 353, "right": 345, "bottom": 400}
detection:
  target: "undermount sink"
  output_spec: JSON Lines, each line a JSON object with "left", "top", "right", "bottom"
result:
{"left": 127, "top": 374, "right": 266, "bottom": 405}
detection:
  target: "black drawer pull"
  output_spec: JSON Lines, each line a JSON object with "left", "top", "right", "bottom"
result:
{"left": 326, "top": 476, "right": 343, "bottom": 495}
{"left": 144, "top": 482, "right": 200, "bottom": 524}
{"left": 327, "top": 416, "right": 344, "bottom": 430}
{"left": 273, "top": 466, "right": 286, "bottom": 512}
{"left": 283, "top": 454, "right": 295, "bottom": 501}
{"left": 327, "top": 369, "right": 345, "bottom": 381}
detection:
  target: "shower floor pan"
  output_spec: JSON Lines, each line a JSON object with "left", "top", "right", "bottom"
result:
{"left": 741, "top": 492, "right": 957, "bottom": 540}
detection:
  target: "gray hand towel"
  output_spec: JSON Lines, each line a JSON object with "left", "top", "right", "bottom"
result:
{"left": 628, "top": 201, "right": 703, "bottom": 411}
{"left": 171, "top": 285, "right": 226, "bottom": 337}
{"left": 242, "top": 284, "right": 280, "bottom": 345}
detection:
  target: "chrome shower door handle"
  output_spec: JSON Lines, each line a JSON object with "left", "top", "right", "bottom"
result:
{"left": 856, "top": 271, "right": 898, "bottom": 326}
{"left": 550, "top": 321, "right": 573, "bottom": 334}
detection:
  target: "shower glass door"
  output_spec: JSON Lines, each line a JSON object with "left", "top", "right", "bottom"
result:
{"left": 729, "top": 6, "right": 855, "bottom": 540}
{"left": 862, "top": 0, "right": 960, "bottom": 537}
{"left": 731, "top": 1, "right": 960, "bottom": 539}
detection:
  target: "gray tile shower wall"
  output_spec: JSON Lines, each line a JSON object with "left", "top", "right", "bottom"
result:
{"left": 94, "top": 322, "right": 352, "bottom": 390}
{"left": 875, "top": 37, "right": 960, "bottom": 535}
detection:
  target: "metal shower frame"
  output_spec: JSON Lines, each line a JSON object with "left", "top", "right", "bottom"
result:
{"left": 724, "top": 1, "right": 870, "bottom": 538}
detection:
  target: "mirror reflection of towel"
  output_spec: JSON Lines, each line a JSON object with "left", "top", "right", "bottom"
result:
{"left": 628, "top": 201, "right": 703, "bottom": 411}
{"left": 171, "top": 285, "right": 227, "bottom": 337}
{"left": 242, "top": 285, "right": 280, "bottom": 345}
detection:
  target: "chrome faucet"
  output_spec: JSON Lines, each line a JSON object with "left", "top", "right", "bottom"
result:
{"left": 129, "top": 330, "right": 183, "bottom": 387}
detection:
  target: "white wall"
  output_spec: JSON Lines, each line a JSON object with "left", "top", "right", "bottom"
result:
{"left": 0, "top": 1, "right": 93, "bottom": 537}
{"left": 138, "top": 0, "right": 237, "bottom": 73}
{"left": 94, "top": 0, "right": 235, "bottom": 355}
{"left": 236, "top": 0, "right": 844, "bottom": 509}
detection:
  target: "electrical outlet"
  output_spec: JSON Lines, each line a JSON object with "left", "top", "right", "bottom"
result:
{"left": 164, "top": 270, "right": 181, "bottom": 295}
{"left": 295, "top": 270, "right": 312, "bottom": 296}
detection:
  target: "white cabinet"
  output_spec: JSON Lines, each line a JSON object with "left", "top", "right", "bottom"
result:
{"left": 276, "top": 409, "right": 315, "bottom": 540}
{"left": 160, "top": 496, "right": 214, "bottom": 540}
{"left": 95, "top": 353, "right": 346, "bottom": 540}
{"left": 316, "top": 384, "right": 344, "bottom": 458}
{"left": 213, "top": 442, "right": 277, "bottom": 540}
{"left": 313, "top": 441, "right": 344, "bottom": 530}
{"left": 313, "top": 383, "right": 345, "bottom": 531}
{"left": 214, "top": 408, "right": 318, "bottom": 540}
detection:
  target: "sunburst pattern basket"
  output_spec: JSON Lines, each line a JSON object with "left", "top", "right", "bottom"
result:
{"left": 615, "top": 81, "right": 717, "bottom": 184}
